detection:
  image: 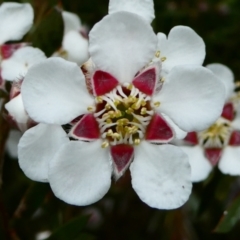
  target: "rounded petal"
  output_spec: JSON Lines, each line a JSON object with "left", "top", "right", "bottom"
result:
{"left": 130, "top": 141, "right": 192, "bottom": 210}
{"left": 206, "top": 63, "right": 234, "bottom": 100}
{"left": 1, "top": 46, "right": 46, "bottom": 81}
{"left": 108, "top": 0, "right": 155, "bottom": 23}
{"left": 22, "top": 58, "right": 94, "bottom": 125}
{"left": 5, "top": 94, "right": 29, "bottom": 132}
{"left": 49, "top": 140, "right": 112, "bottom": 206}
{"left": 181, "top": 146, "right": 212, "bottom": 182}
{"left": 18, "top": 124, "right": 69, "bottom": 182}
{"left": 157, "top": 26, "right": 205, "bottom": 73}
{"left": 62, "top": 31, "right": 89, "bottom": 65}
{"left": 62, "top": 11, "right": 81, "bottom": 34}
{"left": 0, "top": 3, "right": 33, "bottom": 44}
{"left": 218, "top": 147, "right": 240, "bottom": 175}
{"left": 155, "top": 65, "right": 226, "bottom": 132}
{"left": 6, "top": 129, "right": 22, "bottom": 158}
{"left": 89, "top": 12, "right": 157, "bottom": 83}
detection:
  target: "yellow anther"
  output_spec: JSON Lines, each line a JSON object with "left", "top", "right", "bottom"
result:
{"left": 102, "top": 113, "right": 109, "bottom": 118}
{"left": 114, "top": 100, "right": 120, "bottom": 106}
{"left": 96, "top": 96, "right": 103, "bottom": 103}
{"left": 105, "top": 104, "right": 111, "bottom": 110}
{"left": 126, "top": 108, "right": 134, "bottom": 114}
{"left": 141, "top": 107, "right": 147, "bottom": 115}
{"left": 155, "top": 51, "right": 160, "bottom": 58}
{"left": 115, "top": 110, "right": 122, "bottom": 118}
{"left": 101, "top": 141, "right": 109, "bottom": 148}
{"left": 141, "top": 100, "right": 146, "bottom": 106}
{"left": 154, "top": 101, "right": 160, "bottom": 107}
{"left": 127, "top": 84, "right": 133, "bottom": 90}
{"left": 106, "top": 129, "right": 113, "bottom": 136}
{"left": 87, "top": 106, "right": 94, "bottom": 112}
{"left": 160, "top": 77, "right": 165, "bottom": 82}
{"left": 113, "top": 133, "right": 120, "bottom": 139}
{"left": 161, "top": 57, "right": 167, "bottom": 62}
{"left": 132, "top": 103, "right": 141, "bottom": 110}
{"left": 106, "top": 118, "right": 112, "bottom": 124}
{"left": 108, "top": 111, "right": 115, "bottom": 118}
{"left": 134, "top": 139, "right": 141, "bottom": 145}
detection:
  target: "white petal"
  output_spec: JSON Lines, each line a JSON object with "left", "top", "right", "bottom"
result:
{"left": 0, "top": 3, "right": 33, "bottom": 44}
{"left": 1, "top": 46, "right": 46, "bottom": 81}
{"left": 155, "top": 65, "right": 226, "bottom": 132}
{"left": 5, "top": 94, "right": 29, "bottom": 132}
{"left": 218, "top": 147, "right": 240, "bottom": 175}
{"left": 22, "top": 58, "right": 94, "bottom": 125}
{"left": 6, "top": 129, "right": 22, "bottom": 158}
{"left": 206, "top": 63, "right": 234, "bottom": 100}
{"left": 181, "top": 146, "right": 212, "bottom": 182}
{"left": 89, "top": 12, "right": 157, "bottom": 83}
{"left": 18, "top": 124, "right": 69, "bottom": 182}
{"left": 62, "top": 11, "right": 81, "bottom": 34}
{"left": 62, "top": 31, "right": 89, "bottom": 65}
{"left": 108, "top": 0, "right": 155, "bottom": 23}
{"left": 157, "top": 26, "right": 205, "bottom": 73}
{"left": 130, "top": 141, "right": 192, "bottom": 210}
{"left": 161, "top": 113, "right": 187, "bottom": 139}
{"left": 49, "top": 140, "right": 112, "bottom": 206}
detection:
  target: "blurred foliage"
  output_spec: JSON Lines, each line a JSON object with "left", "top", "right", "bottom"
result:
{"left": 0, "top": 0, "right": 240, "bottom": 239}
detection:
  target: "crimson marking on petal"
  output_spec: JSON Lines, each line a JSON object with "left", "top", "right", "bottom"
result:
{"left": 229, "top": 131, "right": 240, "bottom": 146}
{"left": 1, "top": 43, "right": 25, "bottom": 59}
{"left": 92, "top": 70, "right": 119, "bottom": 96}
{"left": 145, "top": 114, "right": 174, "bottom": 143}
{"left": 184, "top": 132, "right": 198, "bottom": 145}
{"left": 221, "top": 102, "right": 234, "bottom": 121}
{"left": 110, "top": 144, "right": 134, "bottom": 179}
{"left": 204, "top": 148, "right": 222, "bottom": 166}
{"left": 132, "top": 66, "right": 157, "bottom": 95}
{"left": 70, "top": 114, "right": 100, "bottom": 140}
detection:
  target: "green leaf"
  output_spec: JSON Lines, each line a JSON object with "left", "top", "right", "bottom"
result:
{"left": 214, "top": 195, "right": 240, "bottom": 233}
{"left": 45, "top": 215, "right": 89, "bottom": 240}
{"left": 27, "top": 6, "right": 64, "bottom": 57}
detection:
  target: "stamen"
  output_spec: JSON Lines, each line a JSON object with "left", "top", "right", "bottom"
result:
{"left": 101, "top": 141, "right": 109, "bottom": 148}
{"left": 161, "top": 57, "right": 167, "bottom": 62}
{"left": 155, "top": 51, "right": 160, "bottom": 58}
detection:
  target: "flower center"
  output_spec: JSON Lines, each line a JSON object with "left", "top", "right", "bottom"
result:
{"left": 198, "top": 119, "right": 232, "bottom": 148}
{"left": 93, "top": 84, "right": 155, "bottom": 148}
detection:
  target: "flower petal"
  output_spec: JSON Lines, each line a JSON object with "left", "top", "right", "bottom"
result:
{"left": 157, "top": 26, "right": 205, "bottom": 73}
{"left": 18, "top": 124, "right": 69, "bottom": 182}
{"left": 62, "top": 31, "right": 89, "bottom": 65}
{"left": 206, "top": 63, "right": 234, "bottom": 100}
{"left": 130, "top": 141, "right": 192, "bottom": 209}
{"left": 49, "top": 140, "right": 112, "bottom": 206}
{"left": 89, "top": 12, "right": 157, "bottom": 83}
{"left": 155, "top": 65, "right": 225, "bottom": 132}
{"left": 5, "top": 94, "right": 29, "bottom": 132}
{"left": 22, "top": 58, "right": 94, "bottom": 125}
{"left": 0, "top": 3, "right": 33, "bottom": 44}
{"left": 108, "top": 0, "right": 155, "bottom": 23}
{"left": 218, "top": 147, "right": 240, "bottom": 176}
{"left": 62, "top": 11, "right": 81, "bottom": 34}
{"left": 181, "top": 146, "right": 212, "bottom": 182}
{"left": 1, "top": 46, "right": 46, "bottom": 81}
{"left": 6, "top": 129, "right": 22, "bottom": 158}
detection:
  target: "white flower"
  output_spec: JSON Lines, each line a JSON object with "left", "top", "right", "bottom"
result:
{"left": 180, "top": 64, "right": 240, "bottom": 182}
{"left": 53, "top": 11, "right": 89, "bottom": 65}
{"left": 19, "top": 11, "right": 225, "bottom": 210}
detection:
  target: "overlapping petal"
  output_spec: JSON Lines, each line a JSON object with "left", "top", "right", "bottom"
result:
{"left": 206, "top": 63, "right": 234, "bottom": 100}
{"left": 22, "top": 58, "right": 94, "bottom": 125}
{"left": 62, "top": 31, "right": 89, "bottom": 65}
{"left": 130, "top": 141, "right": 192, "bottom": 209}
{"left": 218, "top": 147, "right": 240, "bottom": 175}
{"left": 157, "top": 26, "right": 205, "bottom": 73}
{"left": 89, "top": 12, "right": 157, "bottom": 83}
{"left": 48, "top": 140, "right": 112, "bottom": 206}
{"left": 0, "top": 2, "right": 33, "bottom": 44}
{"left": 181, "top": 146, "right": 212, "bottom": 182}
{"left": 108, "top": 0, "right": 155, "bottom": 23}
{"left": 18, "top": 124, "right": 69, "bottom": 182}
{"left": 154, "top": 65, "right": 225, "bottom": 132}
{"left": 1, "top": 46, "right": 46, "bottom": 81}
{"left": 62, "top": 11, "right": 81, "bottom": 34}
